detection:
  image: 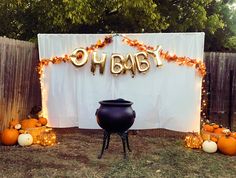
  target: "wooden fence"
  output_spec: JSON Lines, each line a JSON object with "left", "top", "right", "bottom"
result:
{"left": 204, "top": 52, "right": 236, "bottom": 129}
{"left": 0, "top": 37, "right": 41, "bottom": 131}
{"left": 0, "top": 37, "right": 235, "bottom": 131}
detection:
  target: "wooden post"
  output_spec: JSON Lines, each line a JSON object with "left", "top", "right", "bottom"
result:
{"left": 228, "top": 70, "right": 234, "bottom": 130}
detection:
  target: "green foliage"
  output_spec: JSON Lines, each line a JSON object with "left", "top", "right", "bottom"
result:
{"left": 204, "top": 0, "right": 236, "bottom": 51}
{"left": 225, "top": 36, "right": 236, "bottom": 49}
{"left": 206, "top": 14, "right": 224, "bottom": 34}
{"left": 157, "top": 0, "right": 210, "bottom": 32}
{"left": 0, "top": 0, "right": 235, "bottom": 51}
{"left": 60, "top": 0, "right": 168, "bottom": 33}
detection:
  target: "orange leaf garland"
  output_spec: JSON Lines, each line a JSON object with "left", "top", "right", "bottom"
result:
{"left": 37, "top": 35, "right": 206, "bottom": 78}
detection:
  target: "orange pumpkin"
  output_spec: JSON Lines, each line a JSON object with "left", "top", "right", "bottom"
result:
{"left": 20, "top": 119, "right": 39, "bottom": 130}
{"left": 217, "top": 135, "right": 236, "bottom": 156}
{"left": 214, "top": 128, "right": 226, "bottom": 134}
{"left": 203, "top": 124, "right": 214, "bottom": 132}
{"left": 38, "top": 117, "right": 48, "bottom": 126}
{"left": 1, "top": 129, "right": 19, "bottom": 145}
{"left": 230, "top": 132, "right": 236, "bottom": 139}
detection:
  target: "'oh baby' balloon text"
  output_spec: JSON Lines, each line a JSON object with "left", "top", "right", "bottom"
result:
{"left": 70, "top": 47, "right": 162, "bottom": 77}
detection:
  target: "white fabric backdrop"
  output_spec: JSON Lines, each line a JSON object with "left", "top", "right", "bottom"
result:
{"left": 38, "top": 33, "right": 204, "bottom": 132}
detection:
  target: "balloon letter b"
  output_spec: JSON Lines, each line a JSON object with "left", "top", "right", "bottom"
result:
{"left": 134, "top": 52, "right": 150, "bottom": 73}
{"left": 110, "top": 54, "right": 124, "bottom": 75}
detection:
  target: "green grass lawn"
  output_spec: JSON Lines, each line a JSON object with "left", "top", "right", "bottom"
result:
{"left": 0, "top": 129, "right": 236, "bottom": 178}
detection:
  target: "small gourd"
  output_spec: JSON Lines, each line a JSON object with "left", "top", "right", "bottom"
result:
{"left": 14, "top": 124, "right": 22, "bottom": 130}
{"left": 38, "top": 117, "right": 48, "bottom": 126}
{"left": 203, "top": 124, "right": 214, "bottom": 132}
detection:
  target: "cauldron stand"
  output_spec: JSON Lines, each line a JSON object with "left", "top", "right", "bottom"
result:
{"left": 98, "top": 130, "right": 131, "bottom": 159}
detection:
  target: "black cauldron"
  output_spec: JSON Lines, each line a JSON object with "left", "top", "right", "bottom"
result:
{"left": 96, "top": 98, "right": 136, "bottom": 133}
{"left": 95, "top": 98, "right": 136, "bottom": 159}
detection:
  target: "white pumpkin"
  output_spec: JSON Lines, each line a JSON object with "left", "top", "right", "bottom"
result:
{"left": 202, "top": 140, "right": 217, "bottom": 153}
{"left": 14, "top": 124, "right": 21, "bottom": 130}
{"left": 18, "top": 133, "right": 33, "bottom": 146}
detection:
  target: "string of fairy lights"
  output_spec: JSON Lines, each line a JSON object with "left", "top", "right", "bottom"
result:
{"left": 201, "top": 75, "right": 209, "bottom": 121}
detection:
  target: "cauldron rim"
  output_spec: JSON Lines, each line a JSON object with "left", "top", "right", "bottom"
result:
{"left": 99, "top": 99, "right": 133, "bottom": 106}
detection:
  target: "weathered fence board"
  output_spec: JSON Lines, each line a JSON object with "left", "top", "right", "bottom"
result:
{"left": 0, "top": 37, "right": 41, "bottom": 130}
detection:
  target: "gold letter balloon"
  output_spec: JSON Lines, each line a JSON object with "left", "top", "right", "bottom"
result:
{"left": 69, "top": 48, "right": 161, "bottom": 76}
{"left": 147, "top": 45, "right": 163, "bottom": 67}
{"left": 134, "top": 52, "right": 150, "bottom": 73}
{"left": 110, "top": 54, "right": 124, "bottom": 75}
{"left": 71, "top": 48, "right": 88, "bottom": 67}
{"left": 91, "top": 52, "right": 107, "bottom": 75}
{"left": 123, "top": 54, "right": 136, "bottom": 77}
